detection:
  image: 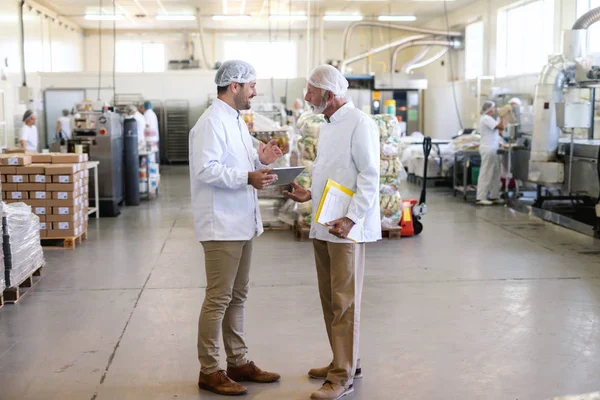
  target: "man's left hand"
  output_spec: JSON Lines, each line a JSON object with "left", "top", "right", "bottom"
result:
{"left": 259, "top": 139, "right": 284, "bottom": 165}
{"left": 326, "top": 217, "right": 355, "bottom": 239}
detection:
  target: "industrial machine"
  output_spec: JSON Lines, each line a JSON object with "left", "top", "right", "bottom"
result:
{"left": 71, "top": 107, "right": 124, "bottom": 217}
{"left": 346, "top": 73, "right": 427, "bottom": 134}
{"left": 522, "top": 7, "right": 600, "bottom": 237}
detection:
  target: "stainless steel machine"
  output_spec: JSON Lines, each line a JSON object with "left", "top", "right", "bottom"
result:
{"left": 72, "top": 108, "right": 124, "bottom": 217}
{"left": 514, "top": 8, "right": 600, "bottom": 237}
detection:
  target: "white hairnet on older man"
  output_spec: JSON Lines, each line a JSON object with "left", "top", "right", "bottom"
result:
{"left": 214, "top": 60, "right": 257, "bottom": 87}
{"left": 307, "top": 64, "right": 349, "bottom": 97}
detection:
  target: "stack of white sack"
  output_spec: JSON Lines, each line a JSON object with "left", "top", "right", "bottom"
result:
{"left": 437, "top": 133, "right": 482, "bottom": 173}
{"left": 3, "top": 203, "right": 44, "bottom": 289}
{"left": 372, "top": 115, "right": 406, "bottom": 230}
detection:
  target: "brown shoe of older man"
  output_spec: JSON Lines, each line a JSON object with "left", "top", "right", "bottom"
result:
{"left": 198, "top": 370, "right": 248, "bottom": 396}
{"left": 310, "top": 381, "right": 354, "bottom": 400}
{"left": 227, "top": 361, "right": 281, "bottom": 383}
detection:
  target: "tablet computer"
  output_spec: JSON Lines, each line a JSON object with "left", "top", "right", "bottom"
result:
{"left": 272, "top": 166, "right": 306, "bottom": 185}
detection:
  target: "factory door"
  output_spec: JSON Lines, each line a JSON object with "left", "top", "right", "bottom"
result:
{"left": 43, "top": 89, "right": 85, "bottom": 148}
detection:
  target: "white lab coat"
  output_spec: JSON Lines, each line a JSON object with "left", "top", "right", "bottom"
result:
{"left": 144, "top": 109, "right": 159, "bottom": 135}
{"left": 20, "top": 124, "right": 38, "bottom": 151}
{"left": 310, "top": 103, "right": 381, "bottom": 243}
{"left": 477, "top": 114, "right": 502, "bottom": 201}
{"left": 189, "top": 98, "right": 267, "bottom": 242}
{"left": 133, "top": 111, "right": 146, "bottom": 149}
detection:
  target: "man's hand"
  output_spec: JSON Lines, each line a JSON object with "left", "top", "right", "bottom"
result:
{"left": 326, "top": 217, "right": 355, "bottom": 239}
{"left": 283, "top": 181, "right": 311, "bottom": 203}
{"left": 248, "top": 169, "right": 278, "bottom": 190}
{"left": 259, "top": 139, "right": 284, "bottom": 165}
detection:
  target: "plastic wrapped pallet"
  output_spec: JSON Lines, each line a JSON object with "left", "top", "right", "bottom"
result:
{"left": 3, "top": 202, "right": 44, "bottom": 288}
{"left": 372, "top": 115, "right": 405, "bottom": 230}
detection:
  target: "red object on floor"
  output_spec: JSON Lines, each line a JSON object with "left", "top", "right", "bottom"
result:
{"left": 501, "top": 178, "right": 516, "bottom": 191}
{"left": 400, "top": 199, "right": 418, "bottom": 237}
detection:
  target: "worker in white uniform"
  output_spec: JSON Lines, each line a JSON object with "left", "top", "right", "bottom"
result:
{"left": 500, "top": 97, "right": 522, "bottom": 190}
{"left": 189, "top": 60, "right": 283, "bottom": 397}
{"left": 126, "top": 105, "right": 147, "bottom": 150}
{"left": 284, "top": 65, "right": 381, "bottom": 400}
{"left": 20, "top": 110, "right": 38, "bottom": 151}
{"left": 55, "top": 109, "right": 72, "bottom": 141}
{"left": 476, "top": 100, "right": 505, "bottom": 205}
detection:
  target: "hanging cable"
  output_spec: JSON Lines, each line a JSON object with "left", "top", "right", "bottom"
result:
{"left": 112, "top": 0, "right": 116, "bottom": 102}
{"left": 97, "top": 0, "right": 102, "bottom": 101}
{"left": 443, "top": 0, "right": 463, "bottom": 129}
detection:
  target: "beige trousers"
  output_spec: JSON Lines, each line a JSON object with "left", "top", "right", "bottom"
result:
{"left": 198, "top": 240, "right": 253, "bottom": 374}
{"left": 313, "top": 239, "right": 365, "bottom": 387}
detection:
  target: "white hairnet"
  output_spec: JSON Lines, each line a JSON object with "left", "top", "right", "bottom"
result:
{"left": 508, "top": 97, "right": 522, "bottom": 106}
{"left": 307, "top": 65, "right": 349, "bottom": 97}
{"left": 481, "top": 100, "right": 495, "bottom": 115}
{"left": 214, "top": 60, "right": 257, "bottom": 87}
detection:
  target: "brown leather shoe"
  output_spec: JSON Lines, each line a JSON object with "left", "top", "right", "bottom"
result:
{"left": 198, "top": 370, "right": 248, "bottom": 396}
{"left": 308, "top": 363, "right": 363, "bottom": 380}
{"left": 227, "top": 361, "right": 281, "bottom": 383}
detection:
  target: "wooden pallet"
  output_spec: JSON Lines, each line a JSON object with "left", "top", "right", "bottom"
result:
{"left": 294, "top": 223, "right": 311, "bottom": 242}
{"left": 3, "top": 264, "right": 44, "bottom": 304}
{"left": 382, "top": 228, "right": 402, "bottom": 240}
{"left": 41, "top": 230, "right": 88, "bottom": 250}
{"left": 264, "top": 223, "right": 292, "bottom": 231}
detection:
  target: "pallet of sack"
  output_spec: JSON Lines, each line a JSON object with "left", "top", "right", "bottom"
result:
{"left": 0, "top": 153, "right": 90, "bottom": 241}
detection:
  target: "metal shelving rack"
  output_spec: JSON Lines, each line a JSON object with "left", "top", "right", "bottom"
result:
{"left": 165, "top": 100, "right": 190, "bottom": 163}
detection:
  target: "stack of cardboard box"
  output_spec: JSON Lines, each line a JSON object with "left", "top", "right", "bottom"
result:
{"left": 0, "top": 153, "right": 89, "bottom": 239}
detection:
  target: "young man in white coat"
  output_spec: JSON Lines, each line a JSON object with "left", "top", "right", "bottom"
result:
{"left": 285, "top": 65, "right": 381, "bottom": 400}
{"left": 189, "top": 60, "right": 283, "bottom": 396}
{"left": 476, "top": 100, "right": 506, "bottom": 206}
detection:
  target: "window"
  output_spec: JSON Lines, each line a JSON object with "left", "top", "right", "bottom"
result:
{"left": 223, "top": 41, "right": 297, "bottom": 79}
{"left": 116, "top": 41, "right": 165, "bottom": 72}
{"left": 465, "top": 21, "right": 484, "bottom": 79}
{"left": 496, "top": 0, "right": 554, "bottom": 77}
{"left": 577, "top": 0, "right": 600, "bottom": 54}
{"left": 142, "top": 43, "right": 165, "bottom": 72}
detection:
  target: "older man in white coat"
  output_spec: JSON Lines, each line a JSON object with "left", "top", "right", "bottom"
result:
{"left": 285, "top": 65, "right": 381, "bottom": 400}
{"left": 189, "top": 60, "right": 283, "bottom": 396}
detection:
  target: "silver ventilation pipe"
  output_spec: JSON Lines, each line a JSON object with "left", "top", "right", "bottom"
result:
{"left": 405, "top": 47, "right": 450, "bottom": 73}
{"left": 342, "top": 21, "right": 462, "bottom": 61}
{"left": 391, "top": 39, "right": 456, "bottom": 72}
{"left": 572, "top": 5, "right": 600, "bottom": 29}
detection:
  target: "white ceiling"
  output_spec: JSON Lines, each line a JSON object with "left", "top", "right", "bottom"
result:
{"left": 32, "top": 0, "right": 477, "bottom": 31}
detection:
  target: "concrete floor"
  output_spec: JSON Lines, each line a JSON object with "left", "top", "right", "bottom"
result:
{"left": 1, "top": 166, "right": 599, "bottom": 400}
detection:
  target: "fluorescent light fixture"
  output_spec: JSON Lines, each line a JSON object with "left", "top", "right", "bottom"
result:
{"left": 156, "top": 14, "right": 196, "bottom": 21}
{"left": 212, "top": 15, "right": 252, "bottom": 21}
{"left": 378, "top": 15, "right": 417, "bottom": 22}
{"left": 269, "top": 14, "right": 307, "bottom": 21}
{"left": 84, "top": 14, "right": 125, "bottom": 20}
{"left": 323, "top": 15, "right": 363, "bottom": 22}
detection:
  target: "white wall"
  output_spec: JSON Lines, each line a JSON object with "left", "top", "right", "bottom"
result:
{"left": 0, "top": 0, "right": 84, "bottom": 148}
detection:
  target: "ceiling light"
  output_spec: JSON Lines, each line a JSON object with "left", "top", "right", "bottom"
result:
{"left": 323, "top": 15, "right": 363, "bottom": 22}
{"left": 269, "top": 14, "right": 307, "bottom": 21}
{"left": 212, "top": 15, "right": 252, "bottom": 21}
{"left": 84, "top": 14, "right": 125, "bottom": 20}
{"left": 378, "top": 15, "right": 417, "bottom": 22}
{"left": 155, "top": 14, "right": 196, "bottom": 21}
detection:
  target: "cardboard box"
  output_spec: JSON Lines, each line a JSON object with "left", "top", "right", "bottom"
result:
{"left": 46, "top": 197, "right": 82, "bottom": 207}
{"left": 51, "top": 154, "right": 84, "bottom": 164}
{"left": 52, "top": 205, "right": 81, "bottom": 215}
{"left": 47, "top": 213, "right": 81, "bottom": 223}
{"left": 52, "top": 191, "right": 77, "bottom": 200}
{"left": 52, "top": 174, "right": 79, "bottom": 183}
{"left": 1, "top": 155, "right": 32, "bottom": 166}
{"left": 33, "top": 206, "right": 49, "bottom": 215}
{"left": 44, "top": 164, "right": 78, "bottom": 175}
{"left": 7, "top": 191, "right": 28, "bottom": 200}
{"left": 2, "top": 148, "right": 36, "bottom": 154}
{"left": 31, "top": 154, "right": 53, "bottom": 163}
{"left": 30, "top": 191, "right": 49, "bottom": 200}
{"left": 47, "top": 227, "right": 80, "bottom": 238}
{"left": 2, "top": 183, "right": 18, "bottom": 191}
{"left": 39, "top": 229, "right": 47, "bottom": 238}
{"left": 46, "top": 183, "right": 77, "bottom": 192}
{"left": 0, "top": 166, "right": 17, "bottom": 175}
{"left": 37, "top": 215, "right": 46, "bottom": 222}
{"left": 17, "top": 165, "right": 46, "bottom": 174}
{"left": 26, "top": 199, "right": 47, "bottom": 207}
{"left": 0, "top": 175, "right": 5, "bottom": 183}
{"left": 1, "top": 191, "right": 5, "bottom": 200}
{"left": 18, "top": 183, "right": 45, "bottom": 191}
{"left": 7, "top": 175, "right": 28, "bottom": 183}
{"left": 39, "top": 221, "right": 48, "bottom": 231}
{"left": 30, "top": 174, "right": 51, "bottom": 183}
